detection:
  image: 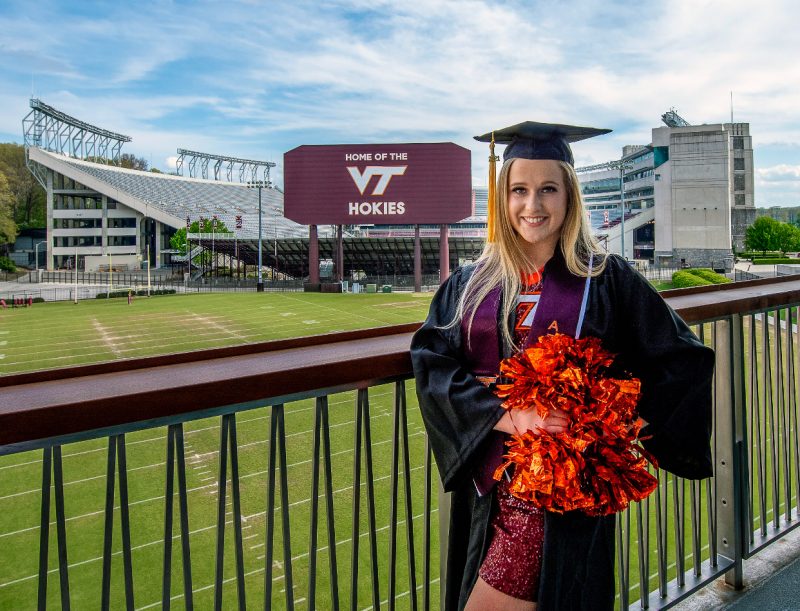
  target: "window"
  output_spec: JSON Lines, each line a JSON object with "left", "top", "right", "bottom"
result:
{"left": 109, "top": 218, "right": 137, "bottom": 229}
{"left": 733, "top": 136, "right": 744, "bottom": 150}
{"left": 55, "top": 218, "right": 102, "bottom": 229}
{"left": 735, "top": 194, "right": 745, "bottom": 206}
{"left": 55, "top": 236, "right": 100, "bottom": 247}
{"left": 734, "top": 175, "right": 746, "bottom": 191}
{"left": 108, "top": 235, "right": 136, "bottom": 247}
{"left": 734, "top": 158, "right": 745, "bottom": 170}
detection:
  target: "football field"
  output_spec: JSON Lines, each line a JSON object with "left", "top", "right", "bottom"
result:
{"left": 0, "top": 291, "right": 434, "bottom": 375}
{"left": 0, "top": 291, "right": 438, "bottom": 609}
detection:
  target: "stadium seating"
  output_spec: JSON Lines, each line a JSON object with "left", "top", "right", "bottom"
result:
{"left": 39, "top": 150, "right": 309, "bottom": 240}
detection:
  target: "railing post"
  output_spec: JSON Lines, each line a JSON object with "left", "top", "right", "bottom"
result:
{"left": 438, "top": 485, "right": 450, "bottom": 611}
{"left": 714, "top": 314, "right": 747, "bottom": 588}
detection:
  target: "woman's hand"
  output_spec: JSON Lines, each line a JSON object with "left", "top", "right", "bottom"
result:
{"left": 494, "top": 408, "right": 569, "bottom": 436}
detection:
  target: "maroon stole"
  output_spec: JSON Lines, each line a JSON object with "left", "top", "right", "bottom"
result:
{"left": 462, "top": 253, "right": 593, "bottom": 496}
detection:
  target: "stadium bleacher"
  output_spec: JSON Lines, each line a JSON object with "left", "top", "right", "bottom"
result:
{"left": 34, "top": 148, "right": 309, "bottom": 240}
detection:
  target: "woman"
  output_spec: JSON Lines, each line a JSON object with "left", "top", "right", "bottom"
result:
{"left": 410, "top": 122, "right": 714, "bottom": 610}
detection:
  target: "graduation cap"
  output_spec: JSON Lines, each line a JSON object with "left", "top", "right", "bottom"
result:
{"left": 474, "top": 121, "right": 612, "bottom": 241}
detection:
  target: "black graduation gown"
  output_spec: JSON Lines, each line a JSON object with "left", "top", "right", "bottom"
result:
{"left": 410, "top": 254, "right": 714, "bottom": 611}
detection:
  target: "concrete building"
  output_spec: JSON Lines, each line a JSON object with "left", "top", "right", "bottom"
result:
{"left": 579, "top": 116, "right": 755, "bottom": 270}
{"left": 653, "top": 122, "right": 754, "bottom": 268}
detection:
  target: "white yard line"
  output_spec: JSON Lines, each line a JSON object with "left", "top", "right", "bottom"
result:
{"left": 0, "top": 430, "right": 425, "bottom": 539}
{"left": 91, "top": 317, "right": 124, "bottom": 357}
{"left": 1, "top": 473, "right": 434, "bottom": 593}
{"left": 135, "top": 511, "right": 438, "bottom": 610}
{"left": 0, "top": 460, "right": 165, "bottom": 501}
{"left": 185, "top": 312, "right": 247, "bottom": 340}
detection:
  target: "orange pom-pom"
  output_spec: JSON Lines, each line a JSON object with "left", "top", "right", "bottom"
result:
{"left": 493, "top": 333, "right": 657, "bottom": 515}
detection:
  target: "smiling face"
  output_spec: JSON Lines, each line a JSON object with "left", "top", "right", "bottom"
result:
{"left": 506, "top": 158, "right": 568, "bottom": 265}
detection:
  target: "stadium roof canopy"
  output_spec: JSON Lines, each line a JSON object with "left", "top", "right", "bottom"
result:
{"left": 203, "top": 235, "right": 486, "bottom": 279}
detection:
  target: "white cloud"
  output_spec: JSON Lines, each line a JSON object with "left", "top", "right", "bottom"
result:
{"left": 756, "top": 165, "right": 800, "bottom": 206}
{"left": 3, "top": 0, "right": 800, "bottom": 181}
{"left": 757, "top": 165, "right": 800, "bottom": 183}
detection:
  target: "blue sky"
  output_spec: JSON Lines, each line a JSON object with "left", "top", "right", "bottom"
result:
{"left": 1, "top": 0, "right": 798, "bottom": 205}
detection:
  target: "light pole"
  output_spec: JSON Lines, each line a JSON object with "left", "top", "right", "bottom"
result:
{"left": 619, "top": 164, "right": 626, "bottom": 260}
{"left": 607, "top": 160, "right": 633, "bottom": 260}
{"left": 139, "top": 255, "right": 151, "bottom": 296}
{"left": 185, "top": 216, "right": 191, "bottom": 282}
{"left": 211, "top": 214, "right": 218, "bottom": 280}
{"left": 247, "top": 180, "right": 270, "bottom": 292}
{"left": 74, "top": 245, "right": 78, "bottom": 304}
{"left": 270, "top": 206, "right": 282, "bottom": 281}
{"left": 33, "top": 240, "right": 46, "bottom": 272}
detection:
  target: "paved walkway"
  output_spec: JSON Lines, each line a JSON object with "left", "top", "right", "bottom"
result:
{"left": 726, "top": 555, "right": 800, "bottom": 610}
{"left": 734, "top": 261, "right": 800, "bottom": 278}
{"left": 674, "top": 526, "right": 800, "bottom": 610}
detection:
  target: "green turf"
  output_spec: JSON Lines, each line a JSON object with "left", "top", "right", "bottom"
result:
{"left": 0, "top": 291, "right": 433, "bottom": 375}
{"left": 650, "top": 280, "right": 674, "bottom": 291}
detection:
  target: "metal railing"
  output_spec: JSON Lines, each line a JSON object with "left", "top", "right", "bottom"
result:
{"left": 2, "top": 277, "right": 800, "bottom": 609}
{"left": 38, "top": 270, "right": 171, "bottom": 286}
{"left": 10, "top": 273, "right": 304, "bottom": 302}
{"left": 0, "top": 270, "right": 31, "bottom": 282}
{"left": 735, "top": 268, "right": 764, "bottom": 282}
{"left": 776, "top": 264, "right": 800, "bottom": 277}
{"left": 0, "top": 325, "right": 434, "bottom": 610}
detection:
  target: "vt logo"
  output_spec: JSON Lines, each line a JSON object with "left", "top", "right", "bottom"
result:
{"left": 346, "top": 166, "right": 407, "bottom": 196}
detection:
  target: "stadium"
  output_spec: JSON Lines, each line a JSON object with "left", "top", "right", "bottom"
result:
{"left": 23, "top": 99, "right": 486, "bottom": 292}
{"left": 20, "top": 98, "right": 756, "bottom": 295}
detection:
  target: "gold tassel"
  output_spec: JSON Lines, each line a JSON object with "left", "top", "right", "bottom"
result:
{"left": 487, "top": 132, "right": 499, "bottom": 242}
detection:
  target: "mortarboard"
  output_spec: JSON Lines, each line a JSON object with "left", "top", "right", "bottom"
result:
{"left": 474, "top": 121, "right": 612, "bottom": 241}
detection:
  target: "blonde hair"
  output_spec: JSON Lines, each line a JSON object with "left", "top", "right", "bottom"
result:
{"left": 454, "top": 158, "right": 607, "bottom": 350}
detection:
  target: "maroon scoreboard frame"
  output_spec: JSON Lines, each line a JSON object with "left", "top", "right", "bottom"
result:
{"left": 283, "top": 142, "right": 472, "bottom": 225}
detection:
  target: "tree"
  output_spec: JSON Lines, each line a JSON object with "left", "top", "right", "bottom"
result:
{"left": 170, "top": 226, "right": 191, "bottom": 255}
{"left": 170, "top": 218, "right": 230, "bottom": 256}
{"left": 745, "top": 216, "right": 780, "bottom": 254}
{"left": 0, "top": 171, "right": 18, "bottom": 247}
{"left": 775, "top": 222, "right": 800, "bottom": 256}
{"left": 85, "top": 152, "right": 149, "bottom": 171}
{"left": 0, "top": 143, "right": 46, "bottom": 228}
{"left": 120, "top": 154, "right": 149, "bottom": 171}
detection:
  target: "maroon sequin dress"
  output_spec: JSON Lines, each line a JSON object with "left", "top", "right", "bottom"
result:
{"left": 478, "top": 272, "right": 545, "bottom": 601}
